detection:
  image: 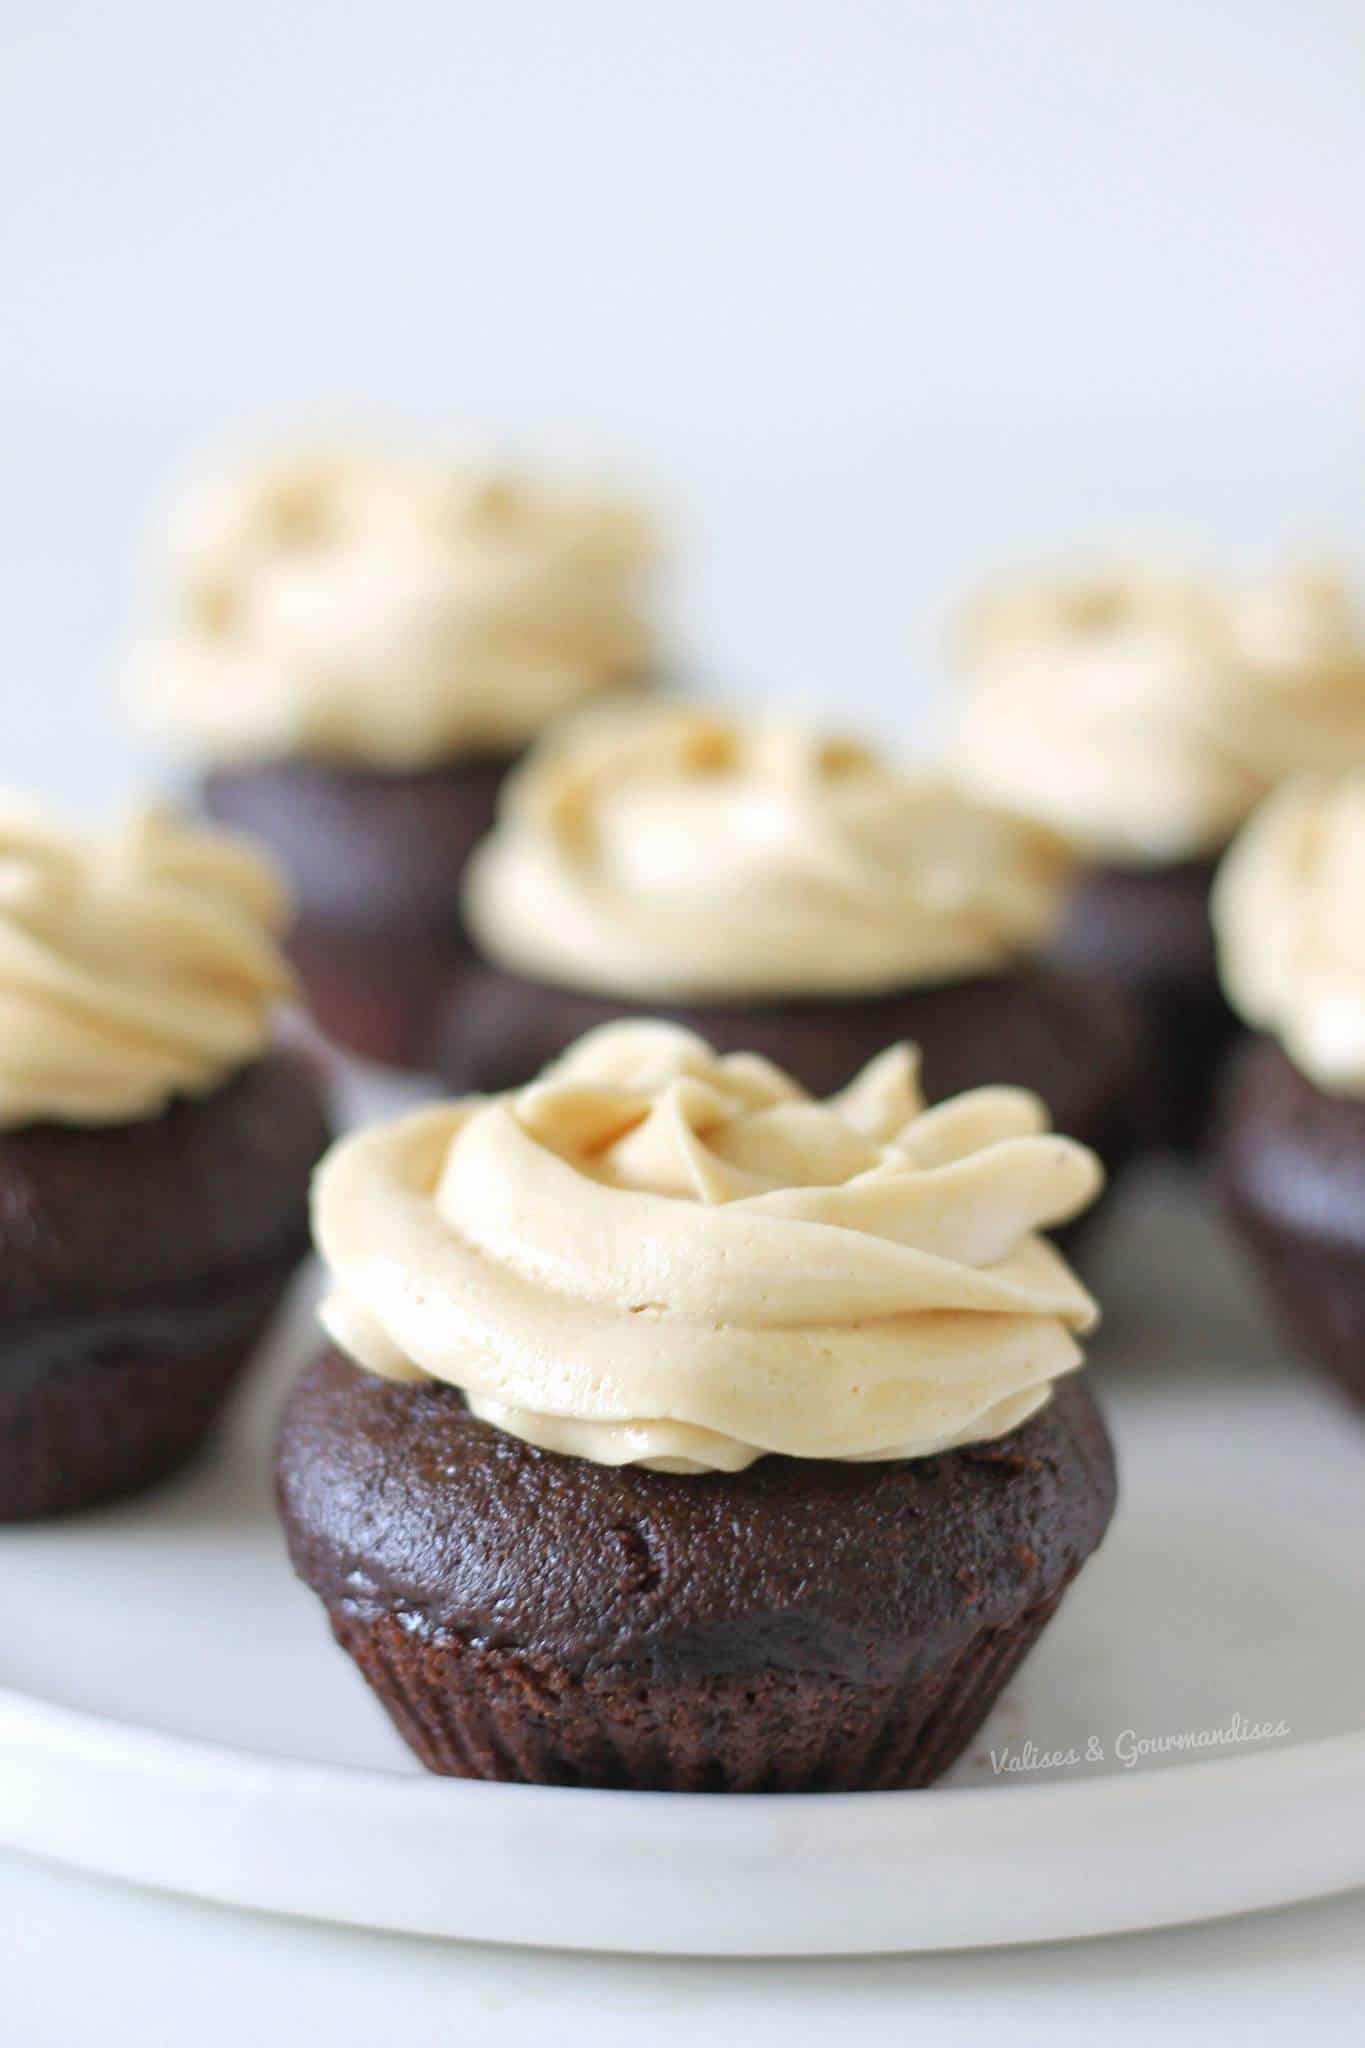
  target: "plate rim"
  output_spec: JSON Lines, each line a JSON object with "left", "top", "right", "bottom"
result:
{"left": 6, "top": 1675, "right": 1365, "bottom": 1805}
{"left": 4, "top": 1680, "right": 1363, "bottom": 1954}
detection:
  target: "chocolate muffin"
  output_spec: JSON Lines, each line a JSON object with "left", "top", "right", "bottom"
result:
{"left": 953, "top": 560, "right": 1365, "bottom": 1149}
{"left": 1050, "top": 852, "right": 1232, "bottom": 1153}
{"left": 1217, "top": 1038, "right": 1365, "bottom": 1406}
{"left": 280, "top": 1020, "right": 1117, "bottom": 1791}
{"left": 448, "top": 705, "right": 1146, "bottom": 1182}
{"left": 202, "top": 754, "right": 508, "bottom": 1070}
{"left": 123, "top": 439, "right": 662, "bottom": 1067}
{"left": 0, "top": 799, "right": 329, "bottom": 1519}
{"left": 280, "top": 1357, "right": 1114, "bottom": 1791}
{"left": 1212, "top": 774, "right": 1365, "bottom": 1407}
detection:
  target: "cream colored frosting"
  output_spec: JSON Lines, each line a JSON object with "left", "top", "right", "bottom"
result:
{"left": 0, "top": 797, "right": 293, "bottom": 1128}
{"left": 1228, "top": 565, "right": 1365, "bottom": 768}
{"left": 125, "top": 443, "right": 659, "bottom": 767}
{"left": 314, "top": 1020, "right": 1103, "bottom": 1473}
{"left": 954, "top": 562, "right": 1365, "bottom": 864}
{"left": 1213, "top": 773, "right": 1365, "bottom": 1098}
{"left": 463, "top": 705, "right": 1071, "bottom": 999}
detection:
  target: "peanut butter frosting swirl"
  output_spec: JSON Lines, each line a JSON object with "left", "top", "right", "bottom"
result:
{"left": 1228, "top": 564, "right": 1365, "bottom": 767}
{"left": 125, "top": 443, "right": 659, "bottom": 767}
{"left": 463, "top": 704, "right": 1071, "bottom": 999}
{"left": 315, "top": 1021, "right": 1103, "bottom": 1473}
{"left": 1213, "top": 772, "right": 1365, "bottom": 1098}
{"left": 0, "top": 797, "right": 293, "bottom": 1127}
{"left": 954, "top": 562, "right": 1365, "bottom": 863}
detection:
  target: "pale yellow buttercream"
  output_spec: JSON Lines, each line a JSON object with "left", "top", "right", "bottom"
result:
{"left": 463, "top": 704, "right": 1071, "bottom": 999}
{"left": 125, "top": 443, "right": 659, "bottom": 766}
{"left": 1213, "top": 772, "right": 1365, "bottom": 1098}
{"left": 1227, "top": 565, "right": 1365, "bottom": 772}
{"left": 954, "top": 561, "right": 1365, "bottom": 863}
{"left": 0, "top": 797, "right": 293, "bottom": 1127}
{"left": 314, "top": 1021, "right": 1103, "bottom": 1473}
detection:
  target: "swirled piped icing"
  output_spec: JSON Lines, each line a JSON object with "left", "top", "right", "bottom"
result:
{"left": 125, "top": 442, "right": 659, "bottom": 766}
{"left": 463, "top": 704, "right": 1071, "bottom": 999}
{"left": 954, "top": 561, "right": 1365, "bottom": 863}
{"left": 314, "top": 1021, "right": 1103, "bottom": 1472}
{"left": 1213, "top": 773, "right": 1365, "bottom": 1098}
{"left": 0, "top": 797, "right": 293, "bottom": 1127}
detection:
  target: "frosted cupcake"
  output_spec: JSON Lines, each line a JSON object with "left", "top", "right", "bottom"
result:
{"left": 954, "top": 562, "right": 1365, "bottom": 1147}
{"left": 278, "top": 1022, "right": 1116, "bottom": 1790}
{"left": 449, "top": 703, "right": 1144, "bottom": 1174}
{"left": 1213, "top": 773, "right": 1365, "bottom": 1407}
{"left": 0, "top": 799, "right": 329, "bottom": 1518}
{"left": 125, "top": 439, "right": 661, "bottom": 1067}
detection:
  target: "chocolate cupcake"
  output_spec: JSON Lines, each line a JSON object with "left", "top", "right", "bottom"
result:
{"left": 0, "top": 799, "right": 329, "bottom": 1519}
{"left": 279, "top": 1021, "right": 1116, "bottom": 1790}
{"left": 1213, "top": 773, "right": 1365, "bottom": 1407}
{"left": 447, "top": 704, "right": 1145, "bottom": 1182}
{"left": 953, "top": 561, "right": 1365, "bottom": 1149}
{"left": 124, "top": 440, "right": 662, "bottom": 1067}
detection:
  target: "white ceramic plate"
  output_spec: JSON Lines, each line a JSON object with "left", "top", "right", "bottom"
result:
{"left": 2, "top": 1141, "right": 1363, "bottom": 1955}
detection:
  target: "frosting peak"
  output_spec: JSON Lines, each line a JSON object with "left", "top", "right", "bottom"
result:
{"left": 125, "top": 442, "right": 660, "bottom": 767}
{"left": 463, "top": 705, "right": 1072, "bottom": 999}
{"left": 1213, "top": 773, "right": 1365, "bottom": 1098}
{"left": 953, "top": 560, "right": 1365, "bottom": 863}
{"left": 315, "top": 1022, "right": 1103, "bottom": 1473}
{"left": 0, "top": 798, "right": 293, "bottom": 1128}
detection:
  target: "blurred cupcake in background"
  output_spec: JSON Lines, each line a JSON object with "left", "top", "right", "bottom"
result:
{"left": 0, "top": 797, "right": 329, "bottom": 1520}
{"left": 951, "top": 559, "right": 1365, "bottom": 1150}
{"left": 124, "top": 437, "right": 663, "bottom": 1069}
{"left": 1213, "top": 772, "right": 1365, "bottom": 1409}
{"left": 447, "top": 703, "right": 1145, "bottom": 1179}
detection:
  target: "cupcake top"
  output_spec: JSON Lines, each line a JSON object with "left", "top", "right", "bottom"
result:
{"left": 1213, "top": 772, "right": 1365, "bottom": 1099}
{"left": 0, "top": 798, "right": 293, "bottom": 1128}
{"left": 125, "top": 442, "right": 659, "bottom": 768}
{"left": 463, "top": 704, "right": 1071, "bottom": 1000}
{"left": 315, "top": 1020, "right": 1102, "bottom": 1473}
{"left": 953, "top": 561, "right": 1365, "bottom": 864}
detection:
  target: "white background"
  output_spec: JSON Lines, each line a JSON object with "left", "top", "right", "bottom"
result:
{"left": 4, "top": 1, "right": 1365, "bottom": 804}
{"left": 3, "top": 3, "right": 1364, "bottom": 2038}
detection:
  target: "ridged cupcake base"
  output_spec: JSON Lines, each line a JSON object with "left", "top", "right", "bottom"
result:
{"left": 278, "top": 1353, "right": 1117, "bottom": 1794}
{"left": 0, "top": 1261, "right": 298, "bottom": 1521}
{"left": 328, "top": 1577, "right": 1073, "bottom": 1792}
